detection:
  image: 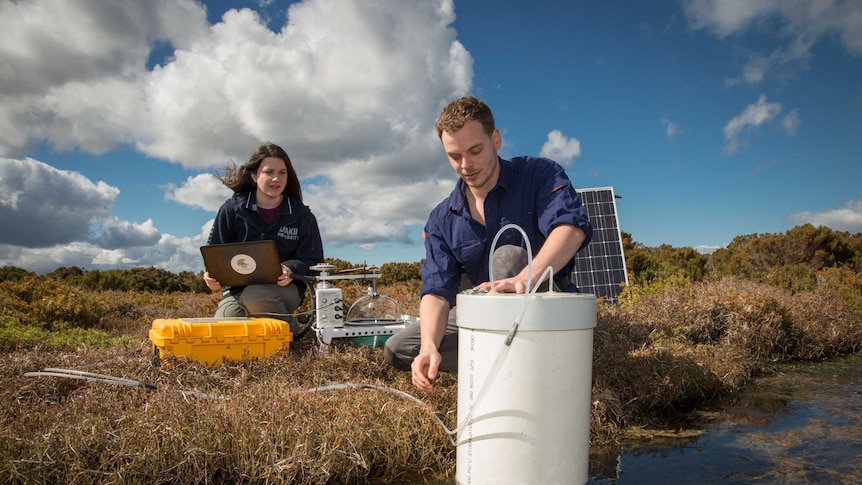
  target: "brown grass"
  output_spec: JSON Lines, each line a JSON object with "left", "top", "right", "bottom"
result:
{"left": 2, "top": 274, "right": 861, "bottom": 484}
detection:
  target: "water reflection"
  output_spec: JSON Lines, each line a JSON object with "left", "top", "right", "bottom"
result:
{"left": 590, "top": 354, "right": 862, "bottom": 484}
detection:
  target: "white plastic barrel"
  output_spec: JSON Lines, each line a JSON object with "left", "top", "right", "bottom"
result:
{"left": 456, "top": 291, "right": 596, "bottom": 485}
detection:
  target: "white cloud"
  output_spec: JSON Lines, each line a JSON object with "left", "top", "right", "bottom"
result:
{"left": 682, "top": 0, "right": 862, "bottom": 52}
{"left": 0, "top": 0, "right": 473, "bottom": 271}
{"left": 0, "top": 0, "right": 210, "bottom": 156}
{"left": 782, "top": 108, "right": 801, "bottom": 136}
{"left": 0, "top": 157, "right": 119, "bottom": 247}
{"left": 666, "top": 122, "right": 678, "bottom": 138}
{"left": 166, "top": 174, "right": 233, "bottom": 212}
{"left": 683, "top": 0, "right": 862, "bottom": 84}
{"left": 93, "top": 217, "right": 161, "bottom": 249}
{"left": 0, "top": 157, "right": 211, "bottom": 272}
{"left": 694, "top": 244, "right": 723, "bottom": 255}
{"left": 306, "top": 175, "right": 451, "bottom": 247}
{"left": 681, "top": 0, "right": 778, "bottom": 37}
{"left": 722, "top": 94, "right": 782, "bottom": 155}
{"left": 0, "top": 226, "right": 211, "bottom": 274}
{"left": 661, "top": 117, "right": 679, "bottom": 138}
{"left": 0, "top": 0, "right": 470, "bottom": 176}
{"left": 740, "top": 53, "right": 769, "bottom": 84}
{"left": 788, "top": 198, "right": 862, "bottom": 234}
{"left": 134, "top": 1, "right": 469, "bottom": 175}
{"left": 732, "top": 36, "right": 815, "bottom": 86}
{"left": 539, "top": 130, "right": 581, "bottom": 165}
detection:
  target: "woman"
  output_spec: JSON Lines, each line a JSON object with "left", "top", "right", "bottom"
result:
{"left": 203, "top": 143, "right": 324, "bottom": 334}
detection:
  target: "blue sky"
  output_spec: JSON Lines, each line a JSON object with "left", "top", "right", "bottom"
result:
{"left": 1, "top": 0, "right": 861, "bottom": 274}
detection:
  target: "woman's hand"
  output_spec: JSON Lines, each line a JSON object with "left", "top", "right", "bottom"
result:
{"left": 203, "top": 271, "right": 221, "bottom": 291}
{"left": 277, "top": 264, "right": 294, "bottom": 286}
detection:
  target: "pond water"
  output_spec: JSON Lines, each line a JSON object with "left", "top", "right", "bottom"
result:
{"left": 589, "top": 354, "right": 862, "bottom": 484}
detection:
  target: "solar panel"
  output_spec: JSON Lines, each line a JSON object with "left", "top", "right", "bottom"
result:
{"left": 572, "top": 186, "right": 628, "bottom": 302}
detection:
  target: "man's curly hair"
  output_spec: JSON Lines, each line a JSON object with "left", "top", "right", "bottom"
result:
{"left": 435, "top": 96, "right": 496, "bottom": 139}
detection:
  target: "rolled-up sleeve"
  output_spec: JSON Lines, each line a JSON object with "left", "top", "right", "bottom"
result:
{"left": 535, "top": 162, "right": 593, "bottom": 251}
{"left": 420, "top": 216, "right": 463, "bottom": 308}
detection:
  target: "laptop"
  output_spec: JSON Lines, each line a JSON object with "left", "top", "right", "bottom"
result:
{"left": 200, "top": 240, "right": 283, "bottom": 286}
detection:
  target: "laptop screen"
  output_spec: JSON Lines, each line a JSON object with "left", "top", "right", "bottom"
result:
{"left": 200, "top": 240, "right": 283, "bottom": 286}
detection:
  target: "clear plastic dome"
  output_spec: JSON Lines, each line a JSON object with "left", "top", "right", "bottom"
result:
{"left": 345, "top": 293, "right": 404, "bottom": 325}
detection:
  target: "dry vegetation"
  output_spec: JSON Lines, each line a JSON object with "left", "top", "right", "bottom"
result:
{"left": 1, "top": 262, "right": 861, "bottom": 483}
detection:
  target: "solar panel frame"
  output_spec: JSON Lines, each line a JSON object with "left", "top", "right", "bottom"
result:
{"left": 572, "top": 186, "right": 629, "bottom": 302}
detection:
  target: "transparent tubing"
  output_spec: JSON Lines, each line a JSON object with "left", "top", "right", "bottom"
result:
{"left": 535, "top": 265, "right": 555, "bottom": 294}
{"left": 447, "top": 224, "right": 554, "bottom": 445}
{"left": 487, "top": 223, "right": 554, "bottom": 296}
{"left": 488, "top": 223, "right": 533, "bottom": 294}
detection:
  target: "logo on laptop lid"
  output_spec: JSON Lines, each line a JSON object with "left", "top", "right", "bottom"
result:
{"left": 230, "top": 253, "right": 257, "bottom": 275}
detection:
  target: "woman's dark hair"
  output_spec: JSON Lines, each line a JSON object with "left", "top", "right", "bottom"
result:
{"left": 220, "top": 143, "right": 303, "bottom": 201}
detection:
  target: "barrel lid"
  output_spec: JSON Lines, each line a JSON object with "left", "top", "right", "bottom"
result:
{"left": 456, "top": 292, "right": 597, "bottom": 331}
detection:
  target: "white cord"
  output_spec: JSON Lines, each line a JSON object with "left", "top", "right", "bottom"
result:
{"left": 448, "top": 223, "right": 553, "bottom": 444}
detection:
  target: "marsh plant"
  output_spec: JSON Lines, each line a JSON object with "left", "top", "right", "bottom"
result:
{"left": 2, "top": 225, "right": 861, "bottom": 483}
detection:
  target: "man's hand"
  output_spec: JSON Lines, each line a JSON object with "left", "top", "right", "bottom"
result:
{"left": 412, "top": 294, "right": 450, "bottom": 391}
{"left": 475, "top": 224, "right": 586, "bottom": 294}
{"left": 411, "top": 347, "right": 442, "bottom": 392}
{"left": 475, "top": 276, "right": 529, "bottom": 294}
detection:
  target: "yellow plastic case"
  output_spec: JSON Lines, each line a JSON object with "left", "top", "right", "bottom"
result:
{"left": 149, "top": 317, "right": 292, "bottom": 366}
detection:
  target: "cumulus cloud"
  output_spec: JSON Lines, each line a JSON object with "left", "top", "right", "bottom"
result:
{"left": 134, "top": 1, "right": 470, "bottom": 177}
{"left": 0, "top": 223, "right": 211, "bottom": 274}
{"left": 93, "top": 217, "right": 162, "bottom": 249}
{"left": 788, "top": 198, "right": 862, "bottom": 234}
{"left": 0, "top": 0, "right": 473, "bottom": 271}
{"left": 0, "top": 158, "right": 119, "bottom": 247}
{"left": 0, "top": 157, "right": 205, "bottom": 271}
{"left": 166, "top": 174, "right": 233, "bottom": 212}
{"left": 0, "top": 0, "right": 469, "bottom": 172}
{"left": 306, "top": 175, "right": 451, "bottom": 247}
{"left": 722, "top": 94, "right": 782, "bottom": 155}
{"left": 0, "top": 0, "right": 210, "bottom": 155}
{"left": 538, "top": 130, "right": 581, "bottom": 165}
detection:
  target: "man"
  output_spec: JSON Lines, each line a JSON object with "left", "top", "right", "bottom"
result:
{"left": 383, "top": 96, "right": 593, "bottom": 391}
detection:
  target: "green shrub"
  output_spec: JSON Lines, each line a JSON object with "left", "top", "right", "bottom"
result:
{"left": 0, "top": 266, "right": 35, "bottom": 282}
{"left": 379, "top": 261, "right": 422, "bottom": 285}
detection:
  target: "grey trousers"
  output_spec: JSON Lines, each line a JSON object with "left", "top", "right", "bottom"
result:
{"left": 383, "top": 245, "right": 529, "bottom": 373}
{"left": 215, "top": 283, "right": 302, "bottom": 334}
